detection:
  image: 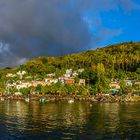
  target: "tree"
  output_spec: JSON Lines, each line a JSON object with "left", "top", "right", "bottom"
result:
{"left": 95, "top": 63, "right": 109, "bottom": 93}
{"left": 19, "top": 88, "right": 30, "bottom": 95}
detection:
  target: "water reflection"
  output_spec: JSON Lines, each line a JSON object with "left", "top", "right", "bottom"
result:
{"left": 0, "top": 101, "right": 140, "bottom": 140}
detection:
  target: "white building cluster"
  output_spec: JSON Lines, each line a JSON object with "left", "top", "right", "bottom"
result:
{"left": 6, "top": 69, "right": 86, "bottom": 91}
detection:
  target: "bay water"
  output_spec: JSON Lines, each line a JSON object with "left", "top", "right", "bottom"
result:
{"left": 0, "top": 100, "right": 140, "bottom": 140}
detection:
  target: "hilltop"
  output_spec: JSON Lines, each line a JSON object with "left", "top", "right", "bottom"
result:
{"left": 1, "top": 41, "right": 140, "bottom": 73}
{"left": 22, "top": 41, "right": 140, "bottom": 77}
{"left": 23, "top": 41, "right": 139, "bottom": 67}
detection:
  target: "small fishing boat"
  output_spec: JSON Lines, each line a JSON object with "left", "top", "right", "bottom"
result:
{"left": 0, "top": 97, "right": 4, "bottom": 101}
{"left": 39, "top": 98, "right": 49, "bottom": 104}
{"left": 25, "top": 97, "right": 30, "bottom": 102}
{"left": 68, "top": 99, "right": 74, "bottom": 103}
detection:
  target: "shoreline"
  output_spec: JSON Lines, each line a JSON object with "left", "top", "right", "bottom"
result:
{"left": 1, "top": 94, "right": 140, "bottom": 103}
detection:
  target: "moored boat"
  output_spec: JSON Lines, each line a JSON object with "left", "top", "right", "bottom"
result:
{"left": 68, "top": 99, "right": 74, "bottom": 103}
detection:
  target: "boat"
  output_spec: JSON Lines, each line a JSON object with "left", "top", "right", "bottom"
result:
{"left": 25, "top": 97, "right": 30, "bottom": 102}
{"left": 0, "top": 97, "right": 4, "bottom": 101}
{"left": 68, "top": 99, "right": 74, "bottom": 103}
{"left": 39, "top": 98, "right": 49, "bottom": 104}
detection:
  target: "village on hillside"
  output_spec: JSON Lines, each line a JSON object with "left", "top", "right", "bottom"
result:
{"left": 4, "top": 69, "right": 85, "bottom": 95}
{"left": 1, "top": 68, "right": 140, "bottom": 97}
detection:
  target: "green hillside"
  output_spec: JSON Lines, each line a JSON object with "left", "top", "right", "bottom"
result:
{"left": 0, "top": 42, "right": 140, "bottom": 95}
{"left": 23, "top": 41, "right": 140, "bottom": 77}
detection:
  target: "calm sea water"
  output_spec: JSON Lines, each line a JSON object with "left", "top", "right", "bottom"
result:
{"left": 0, "top": 100, "right": 140, "bottom": 140}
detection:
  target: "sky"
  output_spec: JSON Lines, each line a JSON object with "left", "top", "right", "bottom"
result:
{"left": 0, "top": 0, "right": 140, "bottom": 68}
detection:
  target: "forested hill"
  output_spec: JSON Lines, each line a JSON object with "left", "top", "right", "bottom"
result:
{"left": 22, "top": 42, "right": 140, "bottom": 73}
{"left": 0, "top": 41, "right": 140, "bottom": 94}
{"left": 1, "top": 41, "right": 140, "bottom": 80}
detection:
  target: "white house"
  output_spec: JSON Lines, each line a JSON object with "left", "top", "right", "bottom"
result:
{"left": 72, "top": 71, "right": 78, "bottom": 77}
{"left": 45, "top": 78, "right": 58, "bottom": 84}
{"left": 65, "top": 69, "right": 72, "bottom": 78}
{"left": 17, "top": 71, "right": 26, "bottom": 79}
{"left": 124, "top": 80, "right": 133, "bottom": 87}
{"left": 6, "top": 73, "right": 16, "bottom": 78}
{"left": 79, "top": 79, "right": 86, "bottom": 86}
{"left": 58, "top": 76, "right": 65, "bottom": 83}
{"left": 16, "top": 82, "right": 32, "bottom": 89}
{"left": 47, "top": 73, "right": 55, "bottom": 77}
{"left": 14, "top": 92, "right": 22, "bottom": 95}
{"left": 78, "top": 68, "right": 84, "bottom": 73}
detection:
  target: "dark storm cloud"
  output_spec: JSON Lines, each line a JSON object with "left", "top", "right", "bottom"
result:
{"left": 0, "top": 0, "right": 139, "bottom": 68}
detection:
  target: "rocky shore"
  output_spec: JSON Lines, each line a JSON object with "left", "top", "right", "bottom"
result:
{"left": 1, "top": 94, "right": 140, "bottom": 103}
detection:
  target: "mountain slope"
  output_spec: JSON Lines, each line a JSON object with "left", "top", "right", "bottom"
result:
{"left": 1, "top": 41, "right": 140, "bottom": 79}
{"left": 0, "top": 41, "right": 140, "bottom": 94}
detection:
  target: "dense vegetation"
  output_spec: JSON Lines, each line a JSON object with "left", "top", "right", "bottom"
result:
{"left": 0, "top": 42, "right": 140, "bottom": 95}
